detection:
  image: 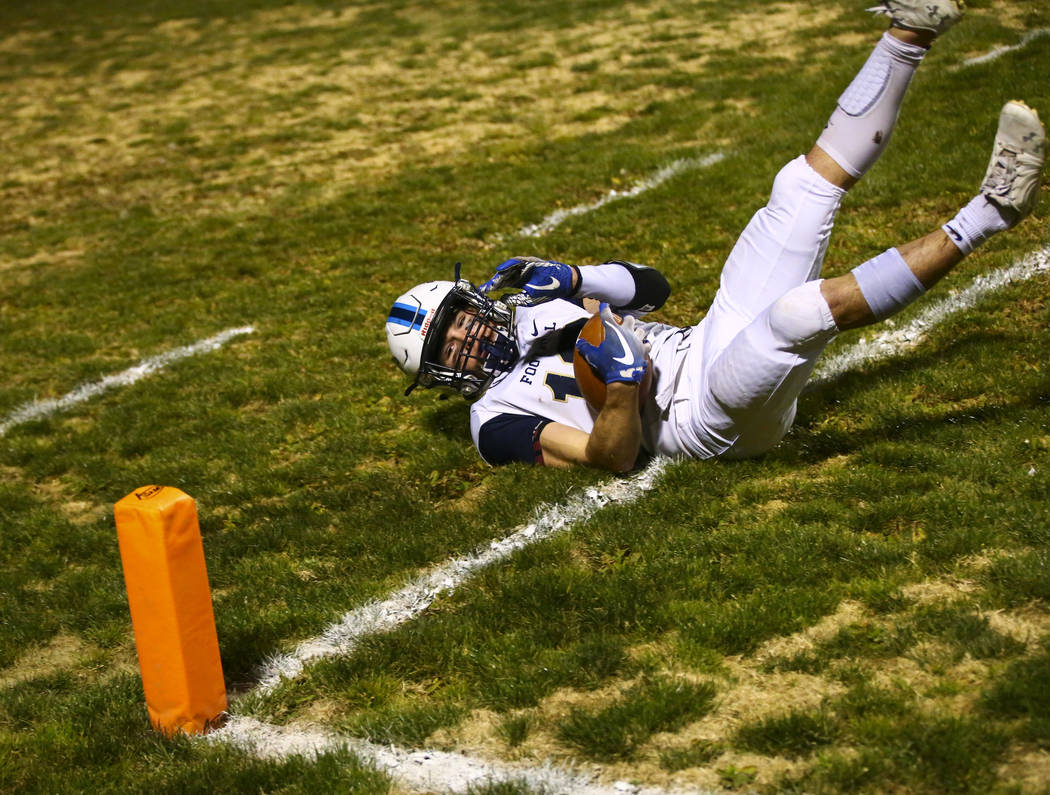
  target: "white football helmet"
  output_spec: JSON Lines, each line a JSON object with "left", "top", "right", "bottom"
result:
{"left": 386, "top": 270, "right": 518, "bottom": 397}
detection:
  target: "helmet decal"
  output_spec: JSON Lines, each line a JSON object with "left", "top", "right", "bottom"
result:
{"left": 387, "top": 302, "right": 427, "bottom": 334}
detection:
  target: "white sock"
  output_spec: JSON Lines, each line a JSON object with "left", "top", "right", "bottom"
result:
{"left": 816, "top": 33, "right": 927, "bottom": 178}
{"left": 942, "top": 195, "right": 1014, "bottom": 255}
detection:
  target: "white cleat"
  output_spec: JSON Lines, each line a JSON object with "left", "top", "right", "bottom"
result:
{"left": 981, "top": 101, "right": 1046, "bottom": 224}
{"left": 868, "top": 0, "right": 965, "bottom": 36}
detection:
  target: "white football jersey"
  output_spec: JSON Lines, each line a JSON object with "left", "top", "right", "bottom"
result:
{"left": 469, "top": 301, "right": 597, "bottom": 458}
{"left": 469, "top": 299, "right": 684, "bottom": 464}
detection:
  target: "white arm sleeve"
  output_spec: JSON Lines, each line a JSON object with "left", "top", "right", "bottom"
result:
{"left": 576, "top": 263, "right": 636, "bottom": 306}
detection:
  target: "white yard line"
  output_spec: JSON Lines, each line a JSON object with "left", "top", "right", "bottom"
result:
{"left": 216, "top": 716, "right": 707, "bottom": 795}
{"left": 221, "top": 461, "right": 673, "bottom": 793}
{"left": 814, "top": 245, "right": 1050, "bottom": 384}
{"left": 514, "top": 153, "right": 725, "bottom": 238}
{"left": 255, "top": 458, "right": 669, "bottom": 691}
{"left": 958, "top": 29, "right": 1050, "bottom": 68}
{"left": 0, "top": 326, "right": 255, "bottom": 437}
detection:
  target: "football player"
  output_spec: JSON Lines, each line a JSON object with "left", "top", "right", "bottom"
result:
{"left": 387, "top": 0, "right": 1045, "bottom": 472}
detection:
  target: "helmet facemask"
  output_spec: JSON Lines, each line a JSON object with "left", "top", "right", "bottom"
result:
{"left": 415, "top": 278, "right": 518, "bottom": 397}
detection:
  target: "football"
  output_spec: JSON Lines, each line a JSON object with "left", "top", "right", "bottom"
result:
{"left": 572, "top": 313, "right": 653, "bottom": 411}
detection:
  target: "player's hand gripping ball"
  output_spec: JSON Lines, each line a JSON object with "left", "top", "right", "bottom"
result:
{"left": 573, "top": 303, "right": 653, "bottom": 411}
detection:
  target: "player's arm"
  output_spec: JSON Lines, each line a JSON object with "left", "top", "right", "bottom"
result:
{"left": 574, "top": 260, "right": 670, "bottom": 315}
{"left": 475, "top": 403, "right": 641, "bottom": 471}
{"left": 476, "top": 304, "right": 648, "bottom": 472}
{"left": 545, "top": 302, "right": 648, "bottom": 472}
{"left": 538, "top": 384, "right": 642, "bottom": 472}
{"left": 479, "top": 257, "right": 669, "bottom": 314}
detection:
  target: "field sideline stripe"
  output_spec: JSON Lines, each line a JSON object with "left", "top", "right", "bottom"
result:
{"left": 515, "top": 153, "right": 725, "bottom": 238}
{"left": 957, "top": 28, "right": 1050, "bottom": 68}
{"left": 0, "top": 326, "right": 255, "bottom": 437}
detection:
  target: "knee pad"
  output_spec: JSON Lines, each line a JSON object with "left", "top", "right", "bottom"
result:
{"left": 767, "top": 280, "right": 839, "bottom": 351}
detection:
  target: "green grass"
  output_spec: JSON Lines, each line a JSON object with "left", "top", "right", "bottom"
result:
{"left": 2, "top": 0, "right": 1050, "bottom": 792}
{"left": 557, "top": 676, "right": 717, "bottom": 760}
{"left": 734, "top": 708, "right": 838, "bottom": 759}
{"left": 980, "top": 646, "right": 1050, "bottom": 746}
{"left": 658, "top": 738, "right": 723, "bottom": 772}
{"left": 497, "top": 711, "right": 536, "bottom": 748}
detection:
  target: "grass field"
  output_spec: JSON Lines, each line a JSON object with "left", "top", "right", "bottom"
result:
{"left": 2, "top": 0, "right": 1049, "bottom": 792}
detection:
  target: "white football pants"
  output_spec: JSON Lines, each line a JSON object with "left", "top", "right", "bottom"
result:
{"left": 649, "top": 155, "right": 845, "bottom": 459}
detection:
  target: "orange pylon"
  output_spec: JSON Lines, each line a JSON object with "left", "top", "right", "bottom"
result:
{"left": 114, "top": 486, "right": 227, "bottom": 736}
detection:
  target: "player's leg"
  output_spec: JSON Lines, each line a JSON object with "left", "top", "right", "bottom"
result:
{"left": 694, "top": 101, "right": 1045, "bottom": 460}
{"left": 810, "top": 0, "right": 964, "bottom": 190}
{"left": 704, "top": 1, "right": 963, "bottom": 360}
{"left": 822, "top": 101, "right": 1045, "bottom": 330}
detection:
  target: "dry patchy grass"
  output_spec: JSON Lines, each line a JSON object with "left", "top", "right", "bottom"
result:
{"left": 1, "top": 0, "right": 873, "bottom": 242}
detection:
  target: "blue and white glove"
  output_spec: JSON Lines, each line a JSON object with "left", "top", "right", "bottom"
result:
{"left": 478, "top": 256, "right": 578, "bottom": 306}
{"left": 575, "top": 303, "right": 649, "bottom": 385}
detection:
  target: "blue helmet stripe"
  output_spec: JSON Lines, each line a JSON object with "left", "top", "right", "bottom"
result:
{"left": 387, "top": 302, "right": 426, "bottom": 330}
